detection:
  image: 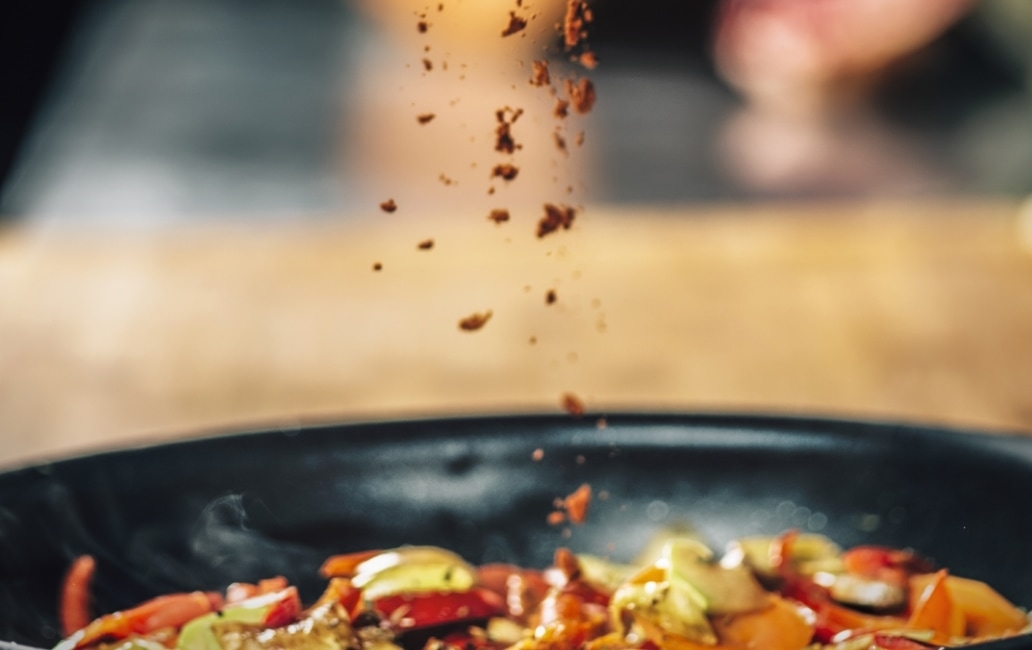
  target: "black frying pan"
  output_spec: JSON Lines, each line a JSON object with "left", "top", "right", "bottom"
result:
{"left": 2, "top": 414, "right": 1031, "bottom": 646}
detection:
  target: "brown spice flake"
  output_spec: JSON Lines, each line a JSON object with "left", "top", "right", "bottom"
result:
{"left": 372, "top": 262, "right": 383, "bottom": 271}
{"left": 575, "top": 131, "right": 585, "bottom": 146}
{"left": 537, "top": 203, "right": 576, "bottom": 238}
{"left": 417, "top": 238, "right": 434, "bottom": 250}
{"left": 561, "top": 391, "right": 585, "bottom": 417}
{"left": 417, "top": 113, "right": 436, "bottom": 124}
{"left": 563, "top": 0, "right": 592, "bottom": 49}
{"left": 547, "top": 510, "right": 566, "bottom": 526}
{"left": 459, "top": 310, "right": 492, "bottom": 331}
{"left": 530, "top": 60, "right": 551, "bottom": 87}
{"left": 545, "top": 289, "right": 557, "bottom": 305}
{"left": 563, "top": 483, "right": 592, "bottom": 524}
{"left": 491, "top": 163, "right": 520, "bottom": 181}
{"left": 379, "top": 198, "right": 398, "bottom": 213}
{"left": 439, "top": 173, "right": 456, "bottom": 186}
{"left": 494, "top": 107, "right": 524, "bottom": 154}
{"left": 553, "top": 130, "right": 567, "bottom": 154}
{"left": 422, "top": 58, "right": 433, "bottom": 72}
{"left": 488, "top": 208, "right": 510, "bottom": 224}
{"left": 532, "top": 448, "right": 544, "bottom": 461}
{"left": 553, "top": 99, "right": 569, "bottom": 119}
{"left": 501, "top": 11, "right": 528, "bottom": 37}
{"left": 565, "top": 78, "right": 596, "bottom": 114}
{"left": 417, "top": 20, "right": 429, "bottom": 33}
{"left": 579, "top": 51, "right": 598, "bottom": 69}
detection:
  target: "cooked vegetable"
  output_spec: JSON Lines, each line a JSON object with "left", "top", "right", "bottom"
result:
{"left": 54, "top": 533, "right": 1031, "bottom": 650}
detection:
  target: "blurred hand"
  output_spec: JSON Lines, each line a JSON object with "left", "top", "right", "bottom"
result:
{"left": 713, "top": 0, "right": 976, "bottom": 114}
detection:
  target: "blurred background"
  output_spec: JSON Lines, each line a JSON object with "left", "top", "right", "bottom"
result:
{"left": 6, "top": 0, "right": 1032, "bottom": 220}
{"left": 3, "top": 0, "right": 1032, "bottom": 465}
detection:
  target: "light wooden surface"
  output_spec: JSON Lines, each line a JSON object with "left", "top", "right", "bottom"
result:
{"left": 2, "top": 200, "right": 1032, "bottom": 468}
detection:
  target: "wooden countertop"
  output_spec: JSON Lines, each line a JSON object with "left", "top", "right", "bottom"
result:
{"left": 3, "top": 200, "right": 1032, "bottom": 468}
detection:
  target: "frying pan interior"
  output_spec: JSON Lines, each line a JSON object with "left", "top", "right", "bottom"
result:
{"left": 1, "top": 414, "right": 1030, "bottom": 645}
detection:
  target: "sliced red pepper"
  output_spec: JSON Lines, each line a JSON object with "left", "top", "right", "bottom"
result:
{"left": 60, "top": 555, "right": 96, "bottom": 636}
{"left": 261, "top": 587, "right": 303, "bottom": 628}
{"left": 72, "top": 591, "right": 223, "bottom": 649}
{"left": 372, "top": 588, "right": 506, "bottom": 631}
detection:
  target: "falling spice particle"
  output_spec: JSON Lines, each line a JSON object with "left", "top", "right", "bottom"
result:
{"left": 491, "top": 163, "right": 520, "bottom": 181}
{"left": 379, "top": 199, "right": 397, "bottom": 213}
{"left": 565, "top": 78, "right": 596, "bottom": 114}
{"left": 561, "top": 392, "right": 585, "bottom": 417}
{"left": 563, "top": 0, "right": 592, "bottom": 49}
{"left": 422, "top": 58, "right": 433, "bottom": 71}
{"left": 438, "top": 2, "right": 444, "bottom": 10}
{"left": 547, "top": 511, "right": 567, "bottom": 526}
{"left": 494, "top": 107, "right": 524, "bottom": 154}
{"left": 545, "top": 289, "right": 557, "bottom": 305}
{"left": 553, "top": 99, "right": 570, "bottom": 119}
{"left": 553, "top": 130, "right": 567, "bottom": 154}
{"left": 372, "top": 262, "right": 383, "bottom": 271}
{"left": 488, "top": 208, "right": 510, "bottom": 224}
{"left": 563, "top": 483, "right": 592, "bottom": 524}
{"left": 579, "top": 51, "right": 599, "bottom": 69}
{"left": 417, "top": 113, "right": 436, "bottom": 124}
{"left": 417, "top": 239, "right": 434, "bottom": 250}
{"left": 459, "top": 310, "right": 492, "bottom": 331}
{"left": 532, "top": 448, "right": 544, "bottom": 461}
{"left": 439, "top": 173, "right": 456, "bottom": 186}
{"left": 417, "top": 20, "right": 429, "bottom": 33}
{"left": 537, "top": 203, "right": 576, "bottom": 238}
{"left": 530, "top": 60, "right": 551, "bottom": 87}
{"left": 529, "top": 336, "right": 537, "bottom": 345}
{"left": 575, "top": 131, "right": 585, "bottom": 146}
{"left": 487, "top": 186, "right": 496, "bottom": 195}
{"left": 501, "top": 11, "right": 528, "bottom": 37}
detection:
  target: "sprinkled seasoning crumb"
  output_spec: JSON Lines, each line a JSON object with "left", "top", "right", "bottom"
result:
{"left": 553, "top": 99, "right": 569, "bottom": 119}
{"left": 563, "top": 483, "right": 592, "bottom": 524}
{"left": 501, "top": 11, "right": 528, "bottom": 37}
{"left": 530, "top": 60, "right": 550, "bottom": 86}
{"left": 417, "top": 113, "right": 436, "bottom": 124}
{"left": 372, "top": 262, "right": 383, "bottom": 271}
{"left": 422, "top": 58, "right": 433, "bottom": 71}
{"left": 417, "top": 239, "right": 434, "bottom": 250}
{"left": 563, "top": 0, "right": 592, "bottom": 49}
{"left": 537, "top": 203, "right": 576, "bottom": 238}
{"left": 379, "top": 199, "right": 397, "bottom": 213}
{"left": 545, "top": 289, "right": 557, "bottom": 304}
{"left": 561, "top": 392, "right": 585, "bottom": 416}
{"left": 553, "top": 130, "right": 567, "bottom": 154}
{"left": 488, "top": 208, "right": 510, "bottom": 224}
{"left": 565, "top": 78, "right": 596, "bottom": 114}
{"left": 459, "top": 310, "right": 492, "bottom": 331}
{"left": 417, "top": 20, "right": 429, "bottom": 33}
{"left": 532, "top": 448, "right": 544, "bottom": 461}
{"left": 491, "top": 163, "right": 520, "bottom": 181}
{"left": 494, "top": 107, "right": 524, "bottom": 154}
{"left": 579, "top": 51, "right": 598, "bottom": 69}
